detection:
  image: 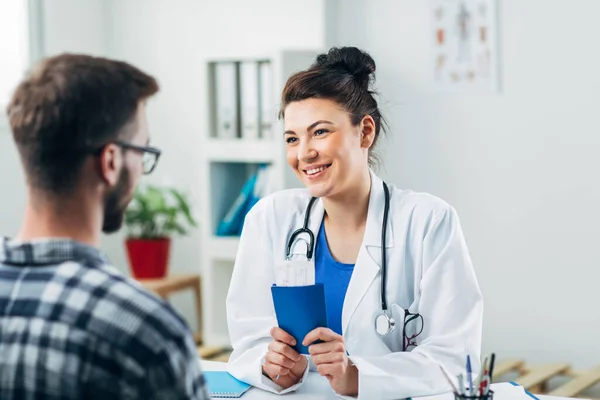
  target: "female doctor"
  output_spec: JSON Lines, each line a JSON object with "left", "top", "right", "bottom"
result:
{"left": 225, "top": 47, "right": 483, "bottom": 399}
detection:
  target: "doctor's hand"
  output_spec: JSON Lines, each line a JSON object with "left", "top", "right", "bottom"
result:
{"left": 262, "top": 327, "right": 308, "bottom": 389}
{"left": 304, "top": 327, "right": 359, "bottom": 397}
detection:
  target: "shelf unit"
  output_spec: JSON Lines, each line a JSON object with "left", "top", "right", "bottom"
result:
{"left": 199, "top": 49, "right": 320, "bottom": 347}
{"left": 204, "top": 138, "right": 275, "bottom": 163}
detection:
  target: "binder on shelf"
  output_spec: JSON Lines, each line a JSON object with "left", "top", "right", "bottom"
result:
{"left": 252, "top": 162, "right": 273, "bottom": 199}
{"left": 215, "top": 165, "right": 271, "bottom": 236}
{"left": 214, "top": 62, "right": 239, "bottom": 139}
{"left": 258, "top": 61, "right": 273, "bottom": 139}
{"left": 240, "top": 61, "right": 260, "bottom": 140}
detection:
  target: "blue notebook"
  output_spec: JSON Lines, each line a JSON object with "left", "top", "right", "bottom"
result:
{"left": 215, "top": 173, "right": 257, "bottom": 236}
{"left": 204, "top": 371, "right": 251, "bottom": 398}
{"left": 271, "top": 283, "right": 328, "bottom": 355}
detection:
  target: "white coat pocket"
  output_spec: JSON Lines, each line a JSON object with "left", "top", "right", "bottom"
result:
{"left": 391, "top": 303, "right": 424, "bottom": 352}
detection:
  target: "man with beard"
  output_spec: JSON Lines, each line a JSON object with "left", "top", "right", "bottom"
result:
{"left": 0, "top": 54, "right": 209, "bottom": 399}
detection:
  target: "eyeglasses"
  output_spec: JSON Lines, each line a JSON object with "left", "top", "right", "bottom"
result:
{"left": 115, "top": 141, "right": 161, "bottom": 174}
{"left": 94, "top": 140, "right": 161, "bottom": 175}
{"left": 402, "top": 310, "right": 424, "bottom": 352}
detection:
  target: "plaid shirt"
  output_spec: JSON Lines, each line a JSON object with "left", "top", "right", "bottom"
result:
{"left": 0, "top": 237, "right": 209, "bottom": 400}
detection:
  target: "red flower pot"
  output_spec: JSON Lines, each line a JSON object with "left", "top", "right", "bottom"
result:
{"left": 125, "top": 237, "right": 171, "bottom": 279}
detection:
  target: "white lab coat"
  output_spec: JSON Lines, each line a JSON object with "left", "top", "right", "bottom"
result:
{"left": 225, "top": 171, "right": 483, "bottom": 400}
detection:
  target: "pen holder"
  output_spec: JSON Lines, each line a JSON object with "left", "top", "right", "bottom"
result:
{"left": 454, "top": 390, "right": 494, "bottom": 400}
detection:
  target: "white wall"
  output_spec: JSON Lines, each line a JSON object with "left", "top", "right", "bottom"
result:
{"left": 327, "top": 0, "right": 600, "bottom": 369}
{"left": 103, "top": 0, "right": 325, "bottom": 331}
{"left": 0, "top": 0, "right": 110, "bottom": 238}
{"left": 1, "top": 0, "right": 325, "bottom": 337}
{"left": 40, "top": 0, "right": 109, "bottom": 57}
{"left": 0, "top": 137, "right": 24, "bottom": 237}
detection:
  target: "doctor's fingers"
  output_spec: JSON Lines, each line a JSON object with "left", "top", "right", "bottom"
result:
{"left": 263, "top": 362, "right": 291, "bottom": 380}
{"left": 308, "top": 339, "right": 346, "bottom": 357}
{"left": 270, "top": 327, "right": 296, "bottom": 347}
{"left": 302, "top": 327, "right": 339, "bottom": 346}
{"left": 265, "top": 350, "right": 297, "bottom": 371}
{"left": 268, "top": 340, "right": 301, "bottom": 362}
{"left": 311, "top": 351, "right": 347, "bottom": 367}
{"left": 316, "top": 362, "right": 345, "bottom": 378}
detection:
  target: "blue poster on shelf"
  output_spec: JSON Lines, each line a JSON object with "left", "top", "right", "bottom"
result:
{"left": 216, "top": 165, "right": 271, "bottom": 236}
{"left": 216, "top": 174, "right": 257, "bottom": 236}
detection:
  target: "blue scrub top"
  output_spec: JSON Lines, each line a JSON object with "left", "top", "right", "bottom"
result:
{"left": 315, "top": 220, "right": 355, "bottom": 336}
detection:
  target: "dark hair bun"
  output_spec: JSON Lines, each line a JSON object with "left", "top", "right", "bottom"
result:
{"left": 314, "top": 46, "right": 375, "bottom": 88}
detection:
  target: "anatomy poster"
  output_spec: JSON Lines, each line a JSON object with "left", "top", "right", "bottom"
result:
{"left": 430, "top": 0, "right": 499, "bottom": 92}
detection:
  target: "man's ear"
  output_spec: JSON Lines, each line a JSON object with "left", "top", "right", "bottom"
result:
{"left": 98, "top": 143, "right": 123, "bottom": 187}
{"left": 360, "top": 115, "right": 376, "bottom": 149}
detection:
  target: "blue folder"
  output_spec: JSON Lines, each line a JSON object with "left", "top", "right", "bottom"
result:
{"left": 270, "top": 283, "right": 328, "bottom": 355}
{"left": 204, "top": 371, "right": 251, "bottom": 398}
{"left": 216, "top": 173, "right": 258, "bottom": 236}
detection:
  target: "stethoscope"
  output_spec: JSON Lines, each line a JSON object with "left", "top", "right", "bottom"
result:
{"left": 285, "top": 181, "right": 396, "bottom": 336}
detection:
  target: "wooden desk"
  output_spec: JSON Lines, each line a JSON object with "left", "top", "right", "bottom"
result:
{"left": 138, "top": 274, "right": 203, "bottom": 344}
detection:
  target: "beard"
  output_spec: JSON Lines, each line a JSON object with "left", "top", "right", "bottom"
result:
{"left": 102, "top": 167, "right": 133, "bottom": 234}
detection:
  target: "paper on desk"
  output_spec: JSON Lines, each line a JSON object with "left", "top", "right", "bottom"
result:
{"left": 275, "top": 258, "right": 315, "bottom": 287}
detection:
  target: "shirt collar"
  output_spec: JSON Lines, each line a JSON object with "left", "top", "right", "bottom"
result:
{"left": 0, "top": 237, "right": 110, "bottom": 267}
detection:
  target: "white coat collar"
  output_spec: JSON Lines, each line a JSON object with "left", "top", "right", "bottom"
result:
{"left": 306, "top": 169, "right": 394, "bottom": 251}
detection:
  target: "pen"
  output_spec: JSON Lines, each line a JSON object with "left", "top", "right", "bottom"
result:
{"left": 466, "top": 355, "right": 473, "bottom": 395}
{"left": 482, "top": 356, "right": 489, "bottom": 375}
{"left": 484, "top": 371, "right": 491, "bottom": 395}
{"left": 478, "top": 371, "right": 488, "bottom": 396}
{"left": 439, "top": 365, "right": 459, "bottom": 394}
{"left": 477, "top": 356, "right": 489, "bottom": 390}
{"left": 488, "top": 353, "right": 496, "bottom": 384}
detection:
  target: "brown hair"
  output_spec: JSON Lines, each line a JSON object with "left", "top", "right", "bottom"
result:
{"left": 7, "top": 53, "right": 159, "bottom": 193}
{"left": 280, "top": 46, "right": 386, "bottom": 166}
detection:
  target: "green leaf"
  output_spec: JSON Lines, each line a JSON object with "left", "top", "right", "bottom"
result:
{"left": 169, "top": 189, "right": 197, "bottom": 227}
{"left": 124, "top": 184, "right": 198, "bottom": 239}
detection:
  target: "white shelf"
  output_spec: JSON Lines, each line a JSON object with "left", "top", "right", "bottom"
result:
{"left": 199, "top": 50, "right": 320, "bottom": 347}
{"left": 205, "top": 138, "right": 276, "bottom": 163}
{"left": 208, "top": 236, "right": 240, "bottom": 260}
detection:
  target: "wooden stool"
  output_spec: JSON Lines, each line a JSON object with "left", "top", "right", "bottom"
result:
{"left": 549, "top": 365, "right": 600, "bottom": 398}
{"left": 483, "top": 359, "right": 600, "bottom": 398}
{"left": 492, "top": 359, "right": 525, "bottom": 378}
{"left": 138, "top": 274, "right": 203, "bottom": 344}
{"left": 516, "top": 363, "right": 571, "bottom": 394}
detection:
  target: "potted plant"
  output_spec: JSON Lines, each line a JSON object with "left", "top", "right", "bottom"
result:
{"left": 124, "top": 185, "right": 197, "bottom": 279}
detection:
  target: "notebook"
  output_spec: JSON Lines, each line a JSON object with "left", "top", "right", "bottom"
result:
{"left": 271, "top": 283, "right": 328, "bottom": 355}
{"left": 204, "top": 371, "right": 251, "bottom": 398}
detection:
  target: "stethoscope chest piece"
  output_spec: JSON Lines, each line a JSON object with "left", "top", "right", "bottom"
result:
{"left": 375, "top": 310, "right": 395, "bottom": 336}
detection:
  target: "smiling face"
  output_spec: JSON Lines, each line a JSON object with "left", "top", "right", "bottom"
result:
{"left": 283, "top": 98, "right": 376, "bottom": 199}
